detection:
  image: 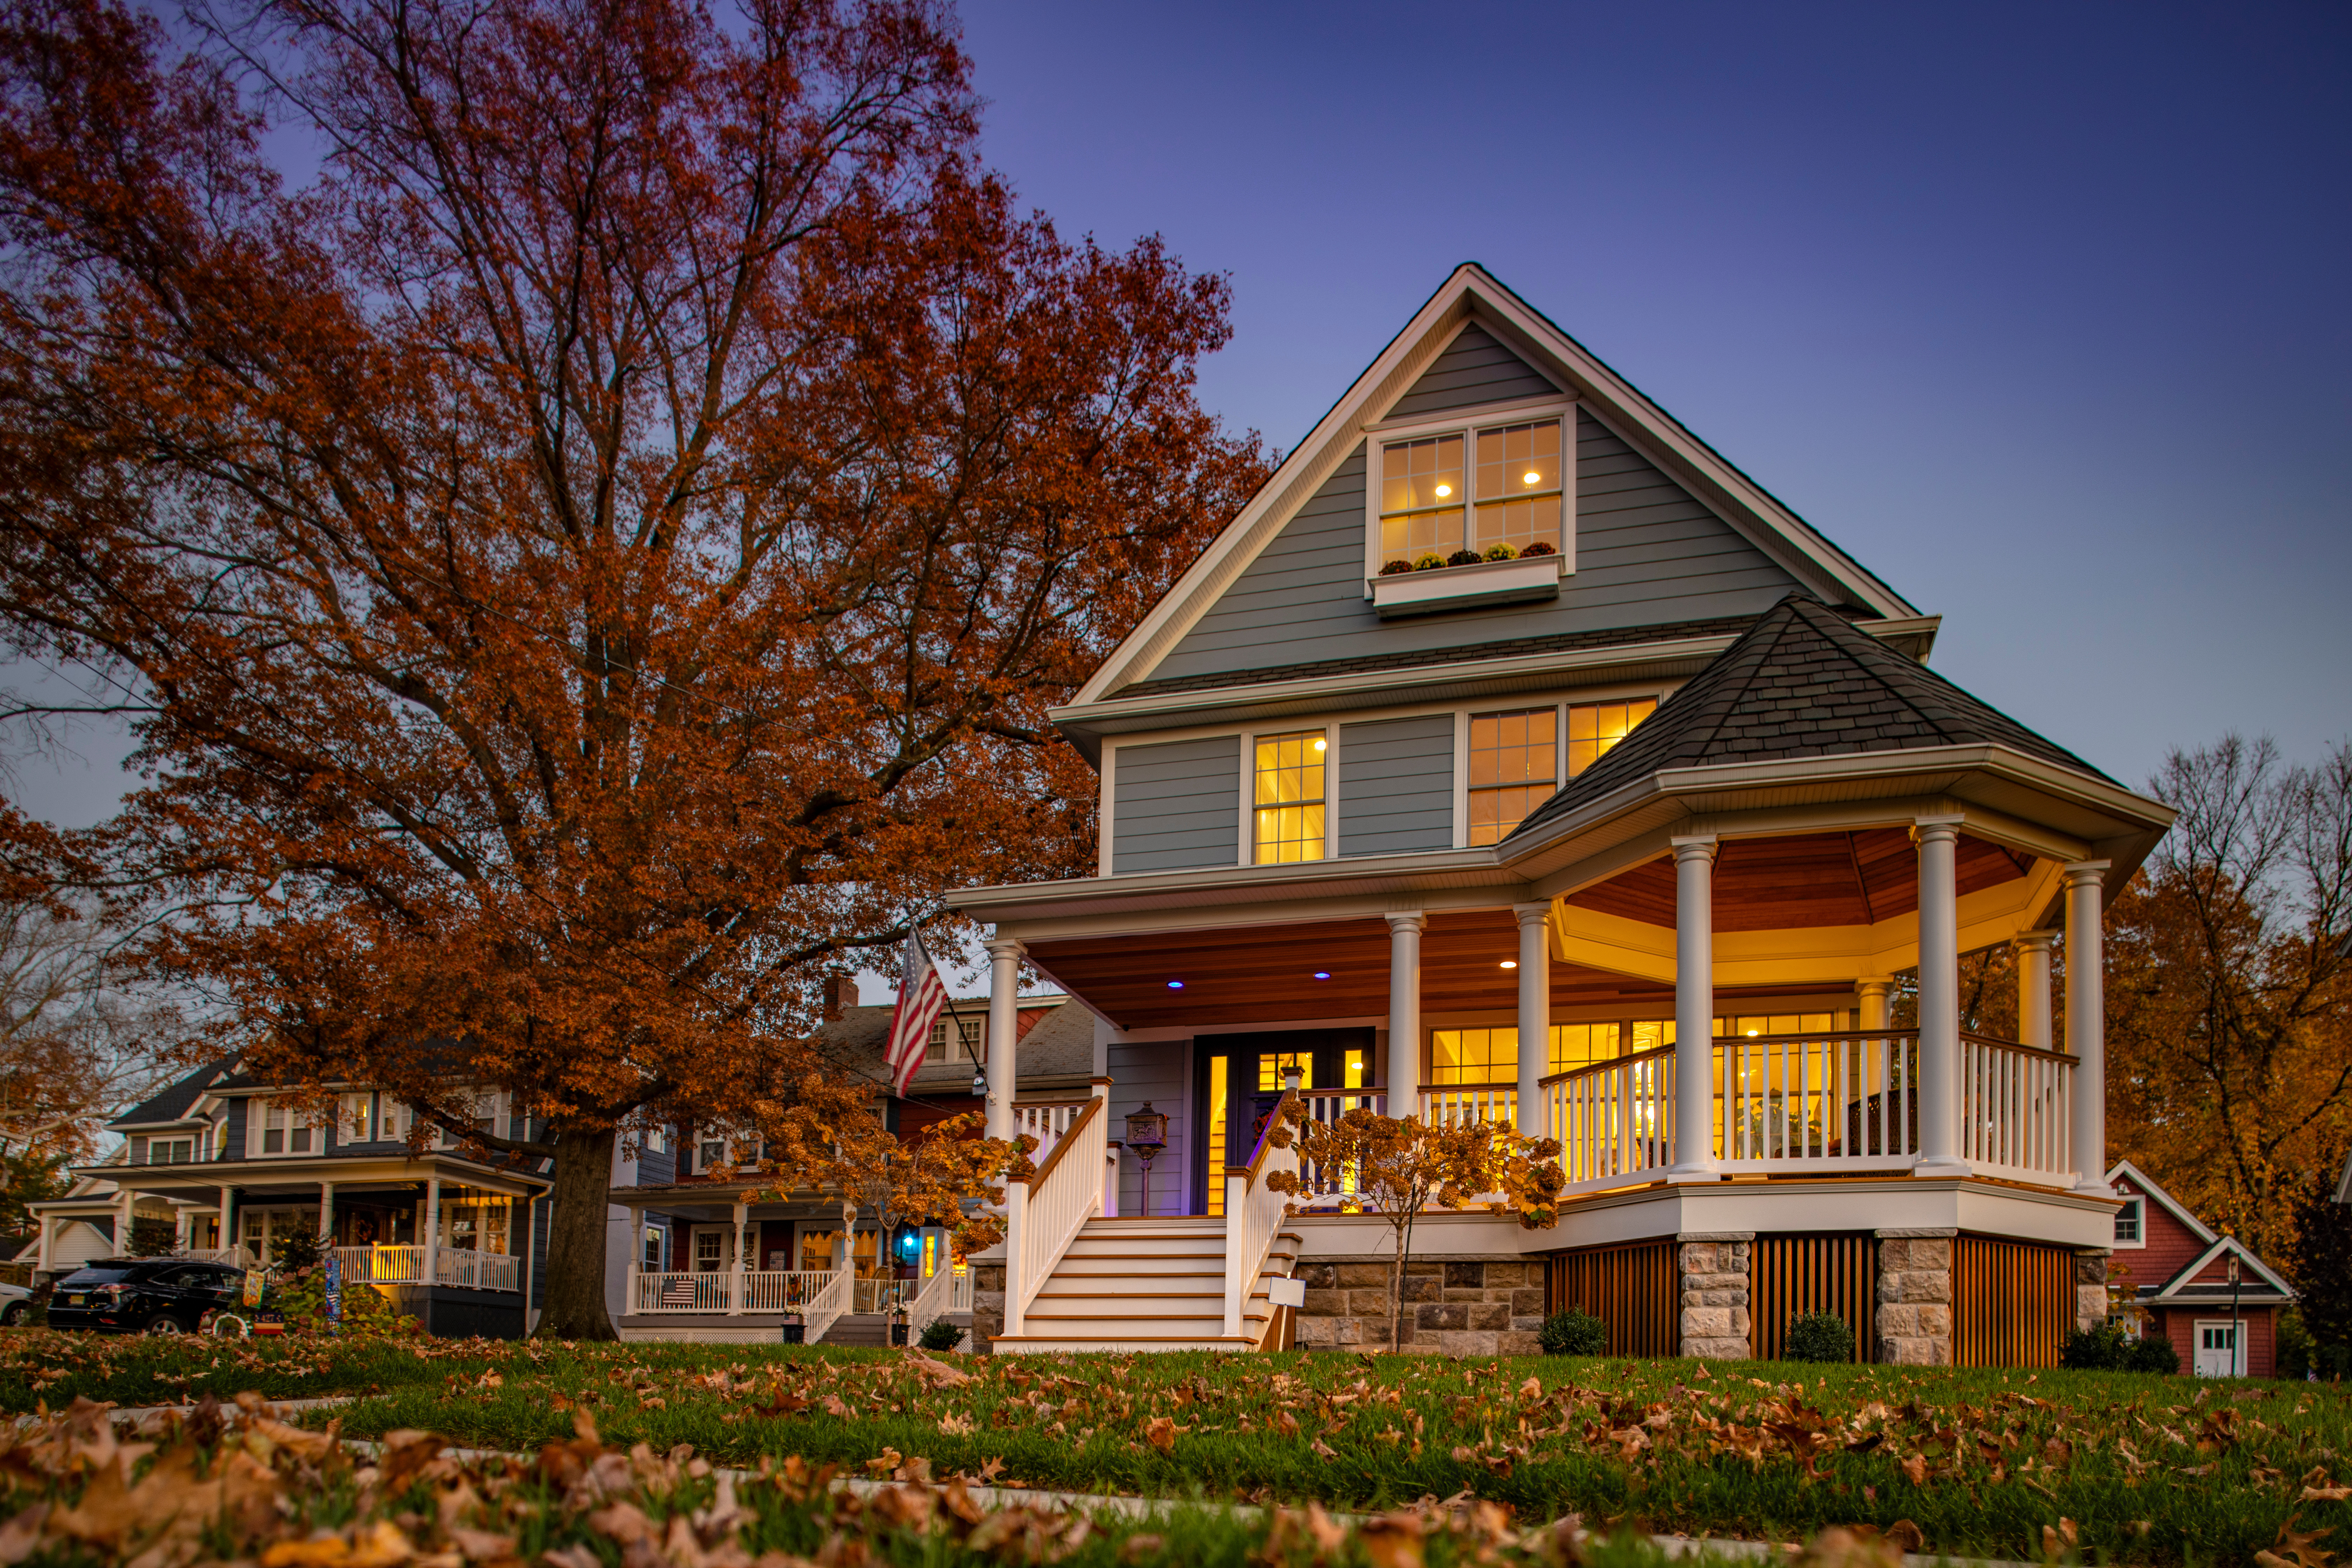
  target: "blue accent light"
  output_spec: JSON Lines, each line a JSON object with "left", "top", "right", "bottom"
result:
{"left": 1167, "top": 980, "right": 1185, "bottom": 990}
{"left": 1312, "top": 971, "right": 1332, "bottom": 980}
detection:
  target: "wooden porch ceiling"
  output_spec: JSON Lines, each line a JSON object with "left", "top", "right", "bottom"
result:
{"left": 1567, "top": 827, "right": 2032, "bottom": 933}
{"left": 1028, "top": 909, "right": 1818, "bottom": 1032}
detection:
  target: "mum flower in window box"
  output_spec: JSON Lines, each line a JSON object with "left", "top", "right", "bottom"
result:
{"left": 1482, "top": 543, "right": 1518, "bottom": 562}
{"left": 1446, "top": 548, "right": 1481, "bottom": 568}
{"left": 1379, "top": 559, "right": 1414, "bottom": 576}
{"left": 1518, "top": 539, "right": 1556, "bottom": 557}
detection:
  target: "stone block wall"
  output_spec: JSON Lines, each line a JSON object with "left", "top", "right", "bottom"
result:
{"left": 971, "top": 1261, "right": 1006, "bottom": 1350}
{"left": 1678, "top": 1237, "right": 1751, "bottom": 1358}
{"left": 1294, "top": 1259, "right": 1544, "bottom": 1355}
{"left": 1875, "top": 1232, "right": 1953, "bottom": 1364}
{"left": 2075, "top": 1249, "right": 2112, "bottom": 1333}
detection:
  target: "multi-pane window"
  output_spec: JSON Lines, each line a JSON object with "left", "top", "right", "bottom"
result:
{"left": 1378, "top": 434, "right": 1464, "bottom": 562}
{"left": 1377, "top": 418, "right": 1566, "bottom": 568}
{"left": 1431, "top": 1028, "right": 1514, "bottom": 1085}
{"left": 257, "top": 1099, "right": 316, "bottom": 1156}
{"left": 1253, "top": 730, "right": 1326, "bottom": 864}
{"left": 1256, "top": 1051, "right": 1312, "bottom": 1091}
{"left": 2113, "top": 1198, "right": 2143, "bottom": 1245}
{"left": 1469, "top": 708, "right": 1559, "bottom": 846}
{"left": 341, "top": 1092, "right": 375, "bottom": 1143}
{"left": 1473, "top": 421, "right": 1563, "bottom": 553}
{"left": 925, "top": 1017, "right": 981, "bottom": 1062}
{"left": 1548, "top": 1023, "right": 1622, "bottom": 1075}
{"left": 1567, "top": 697, "right": 1657, "bottom": 778}
{"left": 643, "top": 1226, "right": 667, "bottom": 1270}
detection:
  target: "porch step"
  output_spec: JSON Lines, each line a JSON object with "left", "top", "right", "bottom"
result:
{"left": 995, "top": 1220, "right": 1301, "bottom": 1356}
{"left": 818, "top": 1312, "right": 894, "bottom": 1348}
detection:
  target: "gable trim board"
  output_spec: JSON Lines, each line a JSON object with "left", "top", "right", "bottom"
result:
{"left": 1071, "top": 265, "right": 1916, "bottom": 709}
{"left": 2103, "top": 1161, "right": 2218, "bottom": 1248}
{"left": 2152, "top": 1236, "right": 2296, "bottom": 1302}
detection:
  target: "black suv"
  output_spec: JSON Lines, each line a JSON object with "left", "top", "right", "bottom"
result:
{"left": 48, "top": 1258, "right": 244, "bottom": 1335}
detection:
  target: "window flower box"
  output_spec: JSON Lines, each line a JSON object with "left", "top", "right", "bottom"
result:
{"left": 1369, "top": 551, "right": 1564, "bottom": 620}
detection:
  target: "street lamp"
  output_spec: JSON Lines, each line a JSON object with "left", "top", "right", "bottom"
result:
{"left": 1125, "top": 1103, "right": 1169, "bottom": 1218}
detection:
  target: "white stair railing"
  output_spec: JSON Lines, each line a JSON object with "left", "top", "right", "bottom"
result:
{"left": 1006, "top": 1091, "right": 1107, "bottom": 1334}
{"left": 802, "top": 1266, "right": 852, "bottom": 1344}
{"left": 1417, "top": 1082, "right": 1516, "bottom": 1128}
{"left": 1546, "top": 1048, "right": 1678, "bottom": 1194}
{"left": 1223, "top": 1084, "right": 1301, "bottom": 1340}
{"left": 907, "top": 1263, "right": 959, "bottom": 1340}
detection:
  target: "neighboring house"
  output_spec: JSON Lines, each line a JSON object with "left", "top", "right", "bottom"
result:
{"left": 604, "top": 980, "right": 1083, "bottom": 1343}
{"left": 931, "top": 264, "right": 2177, "bottom": 1362}
{"left": 2107, "top": 1161, "right": 2293, "bottom": 1377}
{"left": 26, "top": 1059, "right": 553, "bottom": 1338}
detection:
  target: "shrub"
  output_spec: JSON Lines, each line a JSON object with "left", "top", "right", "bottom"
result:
{"left": 1445, "top": 548, "right": 1481, "bottom": 568}
{"left": 1378, "top": 559, "right": 1414, "bottom": 577}
{"left": 1482, "top": 543, "right": 1518, "bottom": 562}
{"left": 1519, "top": 539, "right": 1556, "bottom": 557}
{"left": 2128, "top": 1335, "right": 2180, "bottom": 1374}
{"left": 1539, "top": 1309, "right": 1605, "bottom": 1356}
{"left": 2060, "top": 1323, "right": 2133, "bottom": 1371}
{"left": 1783, "top": 1311, "right": 1855, "bottom": 1363}
{"left": 917, "top": 1318, "right": 966, "bottom": 1352}
{"left": 1412, "top": 554, "right": 1444, "bottom": 572}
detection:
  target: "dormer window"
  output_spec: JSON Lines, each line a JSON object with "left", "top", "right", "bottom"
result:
{"left": 1376, "top": 415, "right": 1564, "bottom": 570}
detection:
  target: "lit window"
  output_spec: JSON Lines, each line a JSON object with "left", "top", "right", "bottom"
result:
{"left": 1629, "top": 1020, "right": 1675, "bottom": 1054}
{"left": 1473, "top": 421, "right": 1563, "bottom": 554}
{"left": 1548, "top": 1023, "right": 1623, "bottom": 1074}
{"left": 1379, "top": 434, "right": 1465, "bottom": 562}
{"left": 643, "top": 1226, "right": 666, "bottom": 1269}
{"left": 1206, "top": 1055, "right": 1229, "bottom": 1217}
{"left": 1256, "top": 1051, "right": 1312, "bottom": 1091}
{"left": 341, "top": 1092, "right": 374, "bottom": 1144}
{"left": 2114, "top": 1198, "right": 2143, "bottom": 1245}
{"left": 1431, "top": 1028, "right": 1515, "bottom": 1085}
{"left": 1253, "top": 731, "right": 1326, "bottom": 864}
{"left": 1469, "top": 707, "right": 1559, "bottom": 846}
{"left": 1729, "top": 1013, "right": 1836, "bottom": 1039}
{"left": 1342, "top": 1049, "right": 1371, "bottom": 1088}
{"left": 1566, "top": 697, "right": 1657, "bottom": 778}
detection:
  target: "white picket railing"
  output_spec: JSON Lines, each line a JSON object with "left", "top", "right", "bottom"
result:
{"left": 1960, "top": 1034, "right": 2073, "bottom": 1183}
{"left": 1288, "top": 1088, "right": 1385, "bottom": 1200}
{"left": 741, "top": 1269, "right": 838, "bottom": 1314}
{"left": 1010, "top": 1093, "right": 1107, "bottom": 1327}
{"left": 1546, "top": 1047, "right": 1678, "bottom": 1193}
{"left": 802, "top": 1264, "right": 852, "bottom": 1345}
{"left": 1417, "top": 1082, "right": 1517, "bottom": 1129}
{"left": 907, "top": 1264, "right": 969, "bottom": 1339}
{"left": 334, "top": 1245, "right": 521, "bottom": 1292}
{"left": 1013, "top": 1101, "right": 1090, "bottom": 1162}
{"left": 1223, "top": 1090, "right": 1300, "bottom": 1340}
{"left": 854, "top": 1277, "right": 916, "bottom": 1315}
{"left": 1713, "top": 1032, "right": 1920, "bottom": 1172}
{"left": 187, "top": 1246, "right": 250, "bottom": 1269}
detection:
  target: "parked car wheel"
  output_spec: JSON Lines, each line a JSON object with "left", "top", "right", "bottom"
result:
{"left": 0, "top": 1302, "right": 24, "bottom": 1326}
{"left": 144, "top": 1312, "right": 191, "bottom": 1335}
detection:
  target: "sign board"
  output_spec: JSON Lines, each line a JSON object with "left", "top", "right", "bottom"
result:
{"left": 1269, "top": 1276, "right": 1306, "bottom": 1308}
{"left": 325, "top": 1254, "right": 342, "bottom": 1324}
{"left": 242, "top": 1269, "right": 265, "bottom": 1309}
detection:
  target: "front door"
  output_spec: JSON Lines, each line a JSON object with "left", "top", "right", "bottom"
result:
{"left": 1193, "top": 1029, "right": 1376, "bottom": 1213}
{"left": 689, "top": 1225, "right": 736, "bottom": 1273}
{"left": 2193, "top": 1320, "right": 2245, "bottom": 1377}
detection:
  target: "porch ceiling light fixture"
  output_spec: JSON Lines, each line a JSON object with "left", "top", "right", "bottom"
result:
{"left": 1312, "top": 971, "right": 1332, "bottom": 980}
{"left": 1499, "top": 960, "right": 1518, "bottom": 969}
{"left": 1166, "top": 979, "right": 1185, "bottom": 990}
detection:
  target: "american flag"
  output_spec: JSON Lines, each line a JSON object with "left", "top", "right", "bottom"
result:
{"left": 883, "top": 931, "right": 953, "bottom": 1095}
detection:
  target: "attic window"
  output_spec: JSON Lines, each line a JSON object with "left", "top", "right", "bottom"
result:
{"left": 2114, "top": 1196, "right": 2143, "bottom": 1245}
{"left": 1377, "top": 416, "right": 1563, "bottom": 569}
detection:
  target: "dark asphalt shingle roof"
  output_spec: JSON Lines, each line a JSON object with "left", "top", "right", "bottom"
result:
{"left": 1113, "top": 612, "right": 1834, "bottom": 700}
{"left": 109, "top": 1059, "right": 237, "bottom": 1128}
{"left": 1506, "top": 593, "right": 2113, "bottom": 840}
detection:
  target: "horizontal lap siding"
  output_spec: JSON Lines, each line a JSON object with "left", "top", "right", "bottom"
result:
{"left": 1385, "top": 323, "right": 1559, "bottom": 418}
{"left": 1146, "top": 400, "right": 1802, "bottom": 686}
{"left": 1112, "top": 736, "right": 1240, "bottom": 874}
{"left": 1338, "top": 715, "right": 1455, "bottom": 856}
{"left": 1107, "top": 1038, "right": 1190, "bottom": 1217}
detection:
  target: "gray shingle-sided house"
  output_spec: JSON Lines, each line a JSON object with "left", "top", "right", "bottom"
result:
{"left": 945, "top": 264, "right": 2177, "bottom": 1362}
{"left": 31, "top": 1058, "right": 552, "bottom": 1338}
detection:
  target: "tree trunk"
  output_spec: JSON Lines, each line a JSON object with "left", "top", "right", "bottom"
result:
{"left": 533, "top": 1125, "right": 620, "bottom": 1340}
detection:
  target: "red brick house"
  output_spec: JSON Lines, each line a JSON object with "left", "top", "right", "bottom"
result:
{"left": 2106, "top": 1160, "right": 2294, "bottom": 1377}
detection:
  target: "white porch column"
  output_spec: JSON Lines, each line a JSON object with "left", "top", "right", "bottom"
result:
{"left": 219, "top": 1184, "right": 236, "bottom": 1265}
{"left": 1667, "top": 836, "right": 1718, "bottom": 1182}
{"left": 1385, "top": 912, "right": 1425, "bottom": 1117}
{"left": 2012, "top": 931, "right": 2057, "bottom": 1051}
{"left": 422, "top": 1176, "right": 441, "bottom": 1287}
{"left": 729, "top": 1200, "right": 748, "bottom": 1315}
{"left": 318, "top": 1182, "right": 336, "bottom": 1247}
{"left": 36, "top": 1216, "right": 51, "bottom": 1274}
{"left": 174, "top": 1207, "right": 190, "bottom": 1253}
{"left": 2065, "top": 861, "right": 2112, "bottom": 1195}
{"left": 1513, "top": 903, "right": 1550, "bottom": 1138}
{"left": 1914, "top": 816, "right": 1969, "bottom": 1176}
{"left": 117, "top": 1188, "right": 134, "bottom": 1258}
{"left": 985, "top": 937, "right": 1024, "bottom": 1143}
{"left": 1855, "top": 976, "right": 1892, "bottom": 1033}
{"left": 260, "top": 1207, "right": 274, "bottom": 1267}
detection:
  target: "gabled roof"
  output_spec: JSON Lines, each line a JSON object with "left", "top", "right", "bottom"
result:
{"left": 2105, "top": 1159, "right": 2219, "bottom": 1247}
{"left": 108, "top": 1058, "right": 237, "bottom": 1130}
{"left": 1071, "top": 264, "right": 1918, "bottom": 706}
{"left": 2152, "top": 1234, "right": 2296, "bottom": 1302}
{"left": 1507, "top": 594, "right": 2114, "bottom": 842}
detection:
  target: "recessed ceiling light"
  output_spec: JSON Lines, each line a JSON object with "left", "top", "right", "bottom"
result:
{"left": 1500, "top": 960, "right": 1518, "bottom": 969}
{"left": 1167, "top": 980, "right": 1185, "bottom": 990}
{"left": 1312, "top": 971, "right": 1332, "bottom": 981}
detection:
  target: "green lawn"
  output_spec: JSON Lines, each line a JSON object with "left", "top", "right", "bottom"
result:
{"left": 4, "top": 1329, "right": 2348, "bottom": 1565}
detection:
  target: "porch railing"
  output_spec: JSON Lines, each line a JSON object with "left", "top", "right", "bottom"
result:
{"left": 853, "top": 1277, "right": 916, "bottom": 1315}
{"left": 1417, "top": 1082, "right": 1517, "bottom": 1128}
{"left": 1009, "top": 1094, "right": 1106, "bottom": 1327}
{"left": 1223, "top": 1086, "right": 1301, "bottom": 1340}
{"left": 1289, "top": 1087, "right": 1384, "bottom": 1199}
{"left": 1546, "top": 1046, "right": 1678, "bottom": 1193}
{"left": 1960, "top": 1034, "right": 2073, "bottom": 1183}
{"left": 628, "top": 1266, "right": 842, "bottom": 1317}
{"left": 1711, "top": 1031, "right": 1920, "bottom": 1173}
{"left": 186, "top": 1246, "right": 251, "bottom": 1269}
{"left": 332, "top": 1245, "right": 522, "bottom": 1293}
{"left": 906, "top": 1264, "right": 972, "bottom": 1339}
{"left": 1013, "top": 1100, "right": 1091, "bottom": 1162}
{"left": 803, "top": 1263, "right": 852, "bottom": 1344}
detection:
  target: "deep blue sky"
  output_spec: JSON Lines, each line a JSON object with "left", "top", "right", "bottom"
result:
{"left": 9, "top": 1, "right": 2348, "bottom": 848}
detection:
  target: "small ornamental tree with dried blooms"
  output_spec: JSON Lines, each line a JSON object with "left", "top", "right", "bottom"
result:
{"left": 0, "top": 0, "right": 1267, "bottom": 1338}
{"left": 1267, "top": 1108, "right": 1562, "bottom": 1352}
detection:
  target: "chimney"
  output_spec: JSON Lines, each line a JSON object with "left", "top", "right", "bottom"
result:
{"left": 823, "top": 971, "right": 858, "bottom": 1023}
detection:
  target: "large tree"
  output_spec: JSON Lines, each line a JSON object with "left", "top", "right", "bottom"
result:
{"left": 0, "top": 0, "right": 1265, "bottom": 1334}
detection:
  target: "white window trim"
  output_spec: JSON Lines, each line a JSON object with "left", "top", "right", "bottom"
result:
{"left": 2112, "top": 1194, "right": 2147, "bottom": 1249}
{"left": 1360, "top": 397, "right": 1579, "bottom": 589}
{"left": 1237, "top": 723, "right": 1335, "bottom": 867}
{"left": 251, "top": 1095, "right": 323, "bottom": 1159}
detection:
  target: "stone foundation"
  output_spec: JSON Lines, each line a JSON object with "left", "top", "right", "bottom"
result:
{"left": 2074, "top": 1248, "right": 2113, "bottom": 1333}
{"left": 1294, "top": 1258, "right": 1544, "bottom": 1356}
{"left": 971, "top": 1261, "right": 1006, "bottom": 1350}
{"left": 1875, "top": 1230, "right": 1954, "bottom": 1365}
{"left": 1677, "top": 1235, "right": 1752, "bottom": 1358}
